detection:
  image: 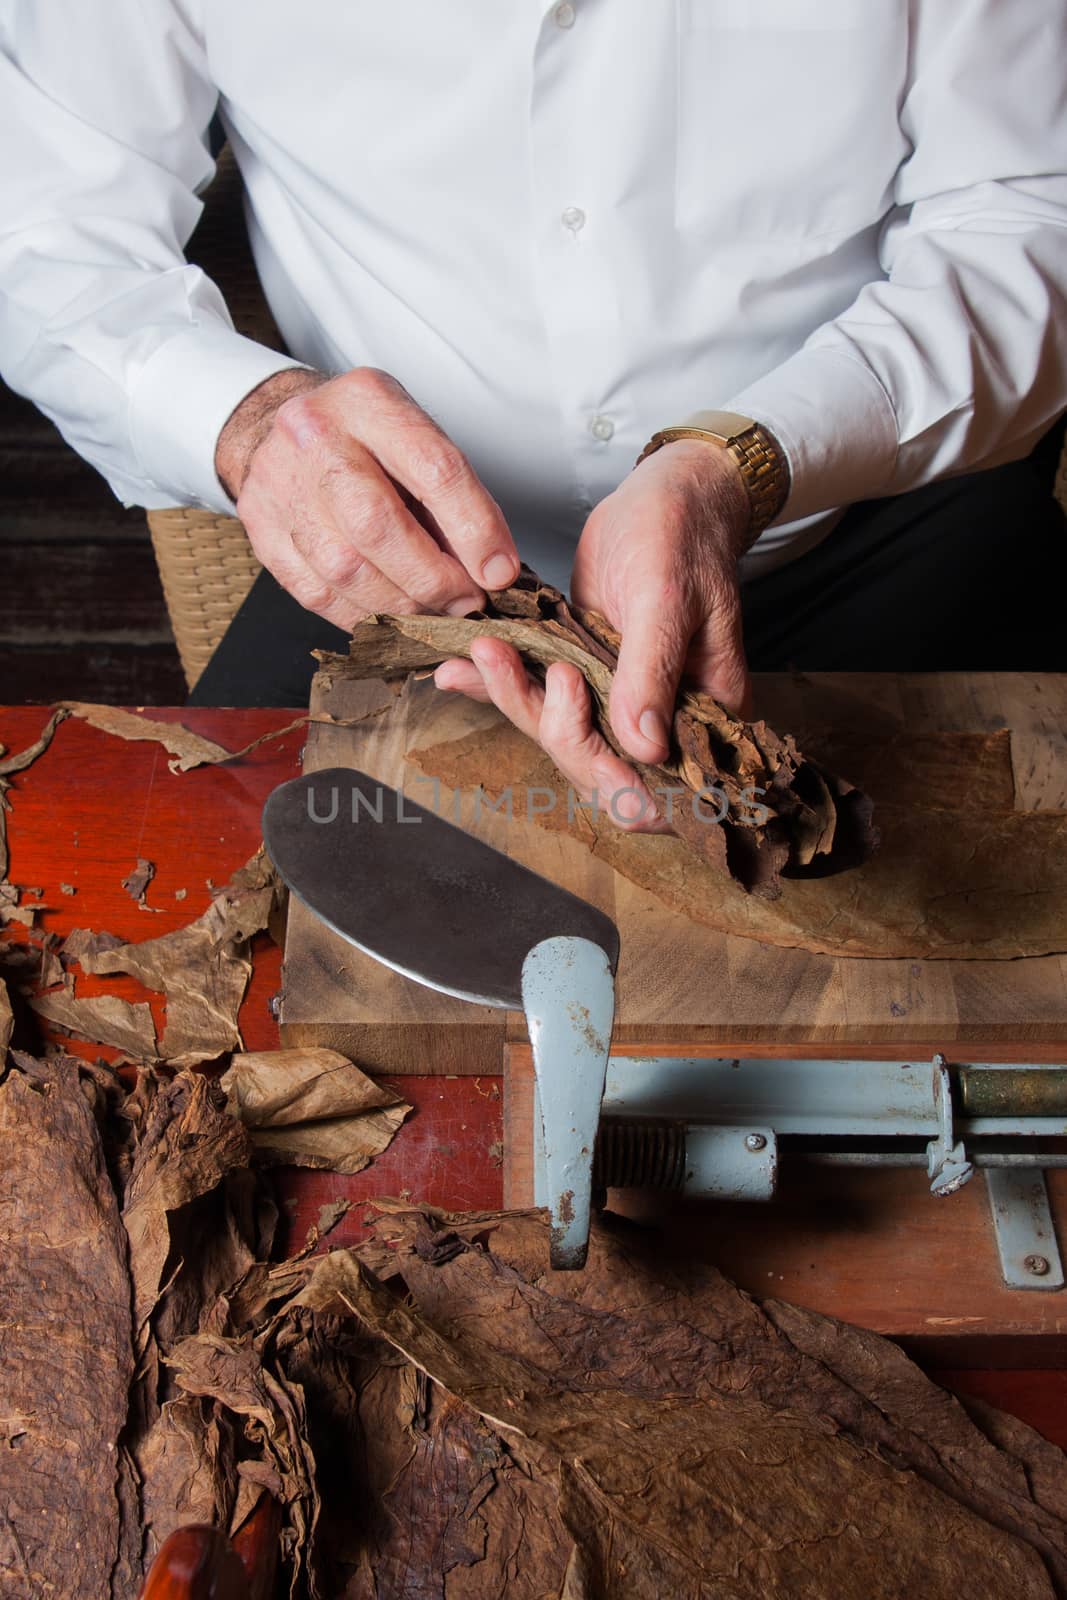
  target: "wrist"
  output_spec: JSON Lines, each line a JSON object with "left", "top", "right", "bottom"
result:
{"left": 637, "top": 414, "right": 790, "bottom": 549}
{"left": 682, "top": 438, "right": 752, "bottom": 558}
{"left": 215, "top": 367, "right": 327, "bottom": 500}
{"left": 643, "top": 437, "right": 752, "bottom": 563}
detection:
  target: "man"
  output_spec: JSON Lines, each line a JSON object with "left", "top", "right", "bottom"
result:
{"left": 2, "top": 2, "right": 1065, "bottom": 828}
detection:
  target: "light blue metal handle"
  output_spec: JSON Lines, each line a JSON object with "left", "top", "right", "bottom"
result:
{"left": 521, "top": 935, "right": 615, "bottom": 1270}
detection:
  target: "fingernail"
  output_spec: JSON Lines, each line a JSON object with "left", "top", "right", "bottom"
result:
{"left": 639, "top": 708, "right": 668, "bottom": 750}
{"left": 446, "top": 595, "right": 481, "bottom": 617}
{"left": 482, "top": 553, "right": 518, "bottom": 591}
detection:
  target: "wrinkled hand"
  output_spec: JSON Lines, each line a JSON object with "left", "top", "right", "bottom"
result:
{"left": 215, "top": 367, "right": 519, "bottom": 628}
{"left": 435, "top": 440, "right": 752, "bottom": 830}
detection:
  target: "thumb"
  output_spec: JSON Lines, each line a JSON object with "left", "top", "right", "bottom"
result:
{"left": 688, "top": 581, "right": 752, "bottom": 719}
{"left": 610, "top": 582, "right": 696, "bottom": 764}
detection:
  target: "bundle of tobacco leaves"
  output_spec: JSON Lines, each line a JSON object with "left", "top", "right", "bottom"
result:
{"left": 323, "top": 567, "right": 878, "bottom": 897}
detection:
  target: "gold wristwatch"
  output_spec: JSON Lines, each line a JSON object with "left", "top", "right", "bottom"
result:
{"left": 636, "top": 410, "right": 790, "bottom": 539}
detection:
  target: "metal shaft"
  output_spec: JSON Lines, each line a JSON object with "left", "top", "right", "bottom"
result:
{"left": 959, "top": 1067, "right": 1067, "bottom": 1120}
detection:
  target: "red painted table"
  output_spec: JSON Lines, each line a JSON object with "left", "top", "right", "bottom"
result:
{"left": 1, "top": 704, "right": 1064, "bottom": 1449}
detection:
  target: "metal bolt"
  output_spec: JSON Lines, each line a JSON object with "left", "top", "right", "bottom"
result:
{"left": 1025, "top": 1253, "right": 1051, "bottom": 1276}
{"left": 744, "top": 1133, "right": 767, "bottom": 1152}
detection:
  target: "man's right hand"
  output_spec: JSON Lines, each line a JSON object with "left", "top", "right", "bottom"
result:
{"left": 214, "top": 366, "right": 519, "bottom": 628}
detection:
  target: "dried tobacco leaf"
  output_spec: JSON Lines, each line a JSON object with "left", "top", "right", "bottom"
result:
{"left": 123, "top": 854, "right": 159, "bottom": 909}
{"left": 0, "top": 1052, "right": 139, "bottom": 1600}
{"left": 122, "top": 1070, "right": 265, "bottom": 1360}
{"left": 279, "top": 1310, "right": 569, "bottom": 1600}
{"left": 57, "top": 703, "right": 303, "bottom": 774}
{"left": 118, "top": 1068, "right": 282, "bottom": 1577}
{"left": 287, "top": 1205, "right": 1067, "bottom": 1600}
{"left": 35, "top": 938, "right": 65, "bottom": 990}
{"left": 8, "top": 1038, "right": 1067, "bottom": 1600}
{"left": 221, "top": 1048, "right": 411, "bottom": 1174}
{"left": 223, "top": 1049, "right": 401, "bottom": 1127}
{"left": 458, "top": 1206, "right": 1067, "bottom": 1592}
{"left": 321, "top": 567, "right": 878, "bottom": 898}
{"left": 136, "top": 1391, "right": 244, "bottom": 1559}
{"left": 31, "top": 985, "right": 159, "bottom": 1056}
{"left": 0, "top": 1052, "right": 288, "bottom": 1594}
{"left": 0, "top": 706, "right": 68, "bottom": 881}
{"left": 57, "top": 702, "right": 234, "bottom": 771}
{"left": 162, "top": 1332, "right": 321, "bottom": 1599}
{"left": 58, "top": 702, "right": 306, "bottom": 772}
{"left": 0, "top": 880, "right": 37, "bottom": 928}
{"left": 243, "top": 1106, "right": 410, "bottom": 1175}
{"left": 57, "top": 850, "right": 284, "bottom": 1064}
{"left": 0, "top": 975, "right": 11, "bottom": 1053}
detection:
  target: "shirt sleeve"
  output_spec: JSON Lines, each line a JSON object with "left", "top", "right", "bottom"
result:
{"left": 0, "top": 1, "right": 305, "bottom": 513}
{"left": 710, "top": 0, "right": 1067, "bottom": 527}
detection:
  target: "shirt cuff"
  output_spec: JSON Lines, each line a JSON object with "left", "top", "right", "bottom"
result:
{"left": 127, "top": 323, "right": 309, "bottom": 512}
{"left": 696, "top": 346, "right": 900, "bottom": 526}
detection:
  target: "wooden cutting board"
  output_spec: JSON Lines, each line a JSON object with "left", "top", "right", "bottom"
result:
{"left": 278, "top": 669, "right": 1067, "bottom": 1073}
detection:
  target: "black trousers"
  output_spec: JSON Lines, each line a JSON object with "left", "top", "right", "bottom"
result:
{"left": 190, "top": 438, "right": 1067, "bottom": 707}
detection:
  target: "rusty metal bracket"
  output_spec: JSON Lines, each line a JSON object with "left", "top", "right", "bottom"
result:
{"left": 986, "top": 1169, "right": 1066, "bottom": 1290}
{"left": 926, "top": 1053, "right": 974, "bottom": 1197}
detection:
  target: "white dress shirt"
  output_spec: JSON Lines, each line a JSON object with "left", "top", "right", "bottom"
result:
{"left": 1, "top": 0, "right": 1065, "bottom": 592}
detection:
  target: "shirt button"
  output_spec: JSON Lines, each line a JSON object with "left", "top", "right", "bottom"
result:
{"left": 561, "top": 205, "right": 586, "bottom": 231}
{"left": 590, "top": 415, "right": 615, "bottom": 442}
{"left": 554, "top": 1, "right": 576, "bottom": 27}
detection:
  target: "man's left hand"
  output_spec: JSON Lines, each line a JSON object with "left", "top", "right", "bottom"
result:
{"left": 434, "top": 440, "right": 753, "bottom": 830}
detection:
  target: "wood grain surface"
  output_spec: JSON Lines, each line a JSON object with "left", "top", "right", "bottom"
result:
{"left": 280, "top": 669, "right": 1067, "bottom": 1071}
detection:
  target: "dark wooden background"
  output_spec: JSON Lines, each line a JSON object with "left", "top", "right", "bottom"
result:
{"left": 0, "top": 378, "right": 185, "bottom": 705}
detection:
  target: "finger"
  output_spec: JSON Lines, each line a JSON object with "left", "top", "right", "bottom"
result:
{"left": 434, "top": 658, "right": 491, "bottom": 699}
{"left": 290, "top": 442, "right": 485, "bottom": 616}
{"left": 610, "top": 578, "right": 696, "bottom": 765}
{"left": 261, "top": 547, "right": 411, "bottom": 632}
{"left": 465, "top": 636, "right": 545, "bottom": 742}
{"left": 443, "top": 647, "right": 666, "bottom": 832}
{"left": 538, "top": 663, "right": 663, "bottom": 831}
{"left": 285, "top": 561, "right": 412, "bottom": 631}
{"left": 345, "top": 374, "right": 520, "bottom": 592}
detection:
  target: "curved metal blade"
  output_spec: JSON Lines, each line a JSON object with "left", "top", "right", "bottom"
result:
{"left": 263, "top": 768, "right": 619, "bottom": 1008}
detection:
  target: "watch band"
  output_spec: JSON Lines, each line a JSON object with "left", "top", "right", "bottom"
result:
{"left": 636, "top": 413, "right": 790, "bottom": 539}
